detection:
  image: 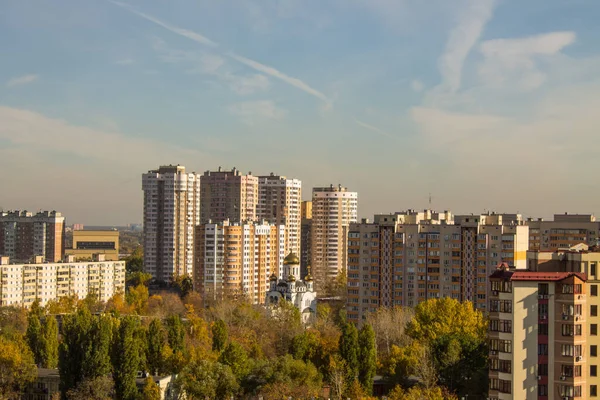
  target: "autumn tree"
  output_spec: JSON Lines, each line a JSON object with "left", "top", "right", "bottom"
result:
{"left": 126, "top": 284, "right": 149, "bottom": 314}
{"left": 258, "top": 355, "right": 322, "bottom": 399}
{"left": 41, "top": 315, "right": 59, "bottom": 368}
{"left": 0, "top": 335, "right": 36, "bottom": 399}
{"left": 358, "top": 323, "right": 377, "bottom": 394}
{"left": 141, "top": 377, "right": 161, "bottom": 400}
{"left": 219, "top": 342, "right": 250, "bottom": 379}
{"left": 146, "top": 319, "right": 168, "bottom": 375}
{"left": 211, "top": 319, "right": 228, "bottom": 353}
{"left": 66, "top": 376, "right": 114, "bottom": 400}
{"left": 339, "top": 322, "right": 359, "bottom": 383}
{"left": 178, "top": 359, "right": 239, "bottom": 399}
{"left": 125, "top": 246, "right": 144, "bottom": 273}
{"left": 112, "top": 316, "right": 143, "bottom": 400}
{"left": 366, "top": 306, "right": 413, "bottom": 356}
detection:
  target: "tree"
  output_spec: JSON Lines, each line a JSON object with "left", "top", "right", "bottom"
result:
{"left": 125, "top": 246, "right": 144, "bottom": 273}
{"left": 165, "top": 315, "right": 186, "bottom": 354}
{"left": 112, "top": 316, "right": 143, "bottom": 400}
{"left": 366, "top": 306, "right": 413, "bottom": 356}
{"left": 0, "top": 335, "right": 36, "bottom": 399}
{"left": 41, "top": 315, "right": 59, "bottom": 368}
{"left": 258, "top": 355, "right": 322, "bottom": 399}
{"left": 328, "top": 355, "right": 346, "bottom": 400}
{"left": 146, "top": 319, "right": 168, "bottom": 375}
{"left": 126, "top": 271, "right": 152, "bottom": 287}
{"left": 59, "top": 309, "right": 114, "bottom": 396}
{"left": 211, "top": 319, "right": 228, "bottom": 353}
{"left": 26, "top": 305, "right": 43, "bottom": 366}
{"left": 338, "top": 322, "right": 359, "bottom": 383}
{"left": 66, "top": 376, "right": 114, "bottom": 400}
{"left": 219, "top": 342, "right": 250, "bottom": 379}
{"left": 141, "top": 376, "right": 161, "bottom": 400}
{"left": 178, "top": 359, "right": 239, "bottom": 399}
{"left": 358, "top": 323, "right": 377, "bottom": 394}
{"left": 126, "top": 284, "right": 149, "bottom": 315}
{"left": 387, "top": 384, "right": 457, "bottom": 400}
{"left": 172, "top": 274, "right": 194, "bottom": 299}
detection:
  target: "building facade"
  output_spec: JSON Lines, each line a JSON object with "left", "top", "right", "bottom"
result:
{"left": 257, "top": 173, "right": 302, "bottom": 256}
{"left": 488, "top": 265, "right": 594, "bottom": 400}
{"left": 0, "top": 255, "right": 125, "bottom": 308}
{"left": 527, "top": 213, "right": 600, "bottom": 251}
{"left": 301, "top": 201, "right": 312, "bottom": 279}
{"left": 199, "top": 167, "right": 258, "bottom": 224}
{"left": 311, "top": 185, "right": 358, "bottom": 285}
{"left": 142, "top": 165, "right": 200, "bottom": 281}
{"left": 266, "top": 253, "right": 317, "bottom": 324}
{"left": 0, "top": 210, "right": 65, "bottom": 263}
{"left": 194, "top": 220, "right": 285, "bottom": 304}
{"left": 346, "top": 210, "right": 529, "bottom": 323}
{"left": 66, "top": 230, "right": 119, "bottom": 261}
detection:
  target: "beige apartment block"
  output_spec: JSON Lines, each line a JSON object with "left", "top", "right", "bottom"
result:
{"left": 200, "top": 167, "right": 258, "bottom": 224}
{"left": 0, "top": 210, "right": 65, "bottom": 263}
{"left": 488, "top": 265, "right": 593, "bottom": 400}
{"left": 0, "top": 255, "right": 125, "bottom": 308}
{"left": 346, "top": 210, "right": 529, "bottom": 323}
{"left": 527, "top": 213, "right": 600, "bottom": 251}
{"left": 257, "top": 173, "right": 302, "bottom": 256}
{"left": 142, "top": 165, "right": 200, "bottom": 281}
{"left": 194, "top": 220, "right": 285, "bottom": 304}
{"left": 311, "top": 185, "right": 358, "bottom": 285}
{"left": 66, "top": 230, "right": 119, "bottom": 261}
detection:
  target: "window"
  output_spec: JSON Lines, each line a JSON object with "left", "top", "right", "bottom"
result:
{"left": 562, "top": 324, "right": 582, "bottom": 336}
{"left": 538, "top": 385, "right": 548, "bottom": 396}
{"left": 561, "top": 364, "right": 582, "bottom": 377}
{"left": 489, "top": 358, "right": 511, "bottom": 373}
{"left": 592, "top": 263, "right": 597, "bottom": 277}
{"left": 538, "top": 363, "right": 548, "bottom": 376}
{"left": 539, "top": 283, "right": 549, "bottom": 295}
{"left": 559, "top": 385, "right": 582, "bottom": 397}
{"left": 562, "top": 284, "right": 583, "bottom": 294}
{"left": 539, "top": 323, "right": 548, "bottom": 336}
{"left": 490, "top": 339, "right": 512, "bottom": 353}
{"left": 538, "top": 344, "right": 548, "bottom": 355}
{"left": 562, "top": 344, "right": 583, "bottom": 357}
{"left": 593, "top": 346, "right": 598, "bottom": 357}
{"left": 591, "top": 365, "right": 597, "bottom": 377}
{"left": 592, "top": 305, "right": 598, "bottom": 317}
{"left": 489, "top": 319, "right": 512, "bottom": 333}
{"left": 592, "top": 385, "right": 598, "bottom": 397}
{"left": 593, "top": 324, "right": 598, "bottom": 336}
{"left": 593, "top": 285, "right": 598, "bottom": 296}
{"left": 489, "top": 379, "right": 511, "bottom": 394}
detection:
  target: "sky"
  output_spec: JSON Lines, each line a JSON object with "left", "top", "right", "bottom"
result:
{"left": 1, "top": 0, "right": 600, "bottom": 225}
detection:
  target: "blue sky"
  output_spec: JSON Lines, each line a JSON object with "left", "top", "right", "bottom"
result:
{"left": 1, "top": 0, "right": 600, "bottom": 225}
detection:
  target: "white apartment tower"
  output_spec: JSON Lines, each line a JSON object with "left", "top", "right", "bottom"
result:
{"left": 311, "top": 185, "right": 358, "bottom": 284}
{"left": 142, "top": 165, "right": 200, "bottom": 282}
{"left": 257, "top": 173, "right": 302, "bottom": 256}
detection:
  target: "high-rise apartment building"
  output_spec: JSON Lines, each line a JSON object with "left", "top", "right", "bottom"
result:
{"left": 300, "top": 201, "right": 312, "bottom": 278}
{"left": 0, "top": 254, "right": 125, "bottom": 308}
{"left": 199, "top": 167, "right": 258, "bottom": 224}
{"left": 257, "top": 173, "right": 302, "bottom": 256}
{"left": 0, "top": 211, "right": 65, "bottom": 263}
{"left": 311, "top": 185, "right": 358, "bottom": 284}
{"left": 527, "top": 213, "right": 600, "bottom": 251}
{"left": 142, "top": 165, "right": 200, "bottom": 281}
{"left": 346, "top": 210, "right": 529, "bottom": 322}
{"left": 488, "top": 263, "right": 598, "bottom": 400}
{"left": 194, "top": 220, "right": 285, "bottom": 304}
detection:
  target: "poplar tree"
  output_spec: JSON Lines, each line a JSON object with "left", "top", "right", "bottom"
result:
{"left": 112, "top": 316, "right": 143, "bottom": 400}
{"left": 338, "top": 322, "right": 359, "bottom": 383}
{"left": 358, "top": 323, "right": 377, "bottom": 394}
{"left": 211, "top": 319, "right": 228, "bottom": 353}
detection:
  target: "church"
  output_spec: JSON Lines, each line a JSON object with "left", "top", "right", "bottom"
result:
{"left": 265, "top": 252, "right": 317, "bottom": 324}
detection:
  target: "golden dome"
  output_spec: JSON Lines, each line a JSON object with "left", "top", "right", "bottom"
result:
{"left": 287, "top": 275, "right": 296, "bottom": 282}
{"left": 283, "top": 252, "right": 299, "bottom": 265}
{"left": 304, "top": 265, "right": 313, "bottom": 281}
{"left": 269, "top": 273, "right": 278, "bottom": 281}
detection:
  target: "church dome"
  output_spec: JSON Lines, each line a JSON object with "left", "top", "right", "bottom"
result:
{"left": 304, "top": 265, "right": 313, "bottom": 281}
{"left": 283, "top": 252, "right": 300, "bottom": 265}
{"left": 269, "top": 273, "right": 277, "bottom": 282}
{"left": 287, "top": 274, "right": 296, "bottom": 282}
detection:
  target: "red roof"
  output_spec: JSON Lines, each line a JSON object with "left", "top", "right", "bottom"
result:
{"left": 511, "top": 271, "right": 587, "bottom": 282}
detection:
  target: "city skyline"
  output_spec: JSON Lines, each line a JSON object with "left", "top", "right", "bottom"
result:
{"left": 2, "top": 0, "right": 600, "bottom": 225}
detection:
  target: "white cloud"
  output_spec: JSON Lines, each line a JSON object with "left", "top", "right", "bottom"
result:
{"left": 6, "top": 74, "right": 39, "bottom": 87}
{"left": 410, "top": 79, "right": 424, "bottom": 92}
{"left": 228, "top": 100, "right": 286, "bottom": 124}
{"left": 478, "top": 31, "right": 576, "bottom": 90}
{"left": 437, "top": 0, "right": 495, "bottom": 93}
{"left": 354, "top": 119, "right": 393, "bottom": 139}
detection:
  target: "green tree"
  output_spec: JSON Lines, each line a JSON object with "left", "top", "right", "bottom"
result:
{"left": 219, "top": 342, "right": 250, "bottom": 379}
{"left": 141, "top": 376, "right": 161, "bottom": 400}
{"left": 126, "top": 284, "right": 149, "bottom": 314}
{"left": 258, "top": 355, "right": 322, "bottom": 399}
{"left": 146, "top": 319, "right": 168, "bottom": 375}
{"left": 172, "top": 275, "right": 194, "bottom": 299}
{"left": 41, "top": 315, "right": 59, "bottom": 368}
{"left": 211, "top": 319, "right": 228, "bottom": 353}
{"left": 338, "top": 322, "right": 359, "bottom": 383}
{"left": 59, "top": 308, "right": 114, "bottom": 397}
{"left": 126, "top": 271, "right": 152, "bottom": 287}
{"left": 165, "top": 314, "right": 185, "bottom": 354}
{"left": 112, "top": 316, "right": 143, "bottom": 400}
{"left": 179, "top": 359, "right": 239, "bottom": 399}
{"left": 25, "top": 305, "right": 43, "bottom": 366}
{"left": 125, "top": 246, "right": 144, "bottom": 273}
{"left": 66, "top": 376, "right": 115, "bottom": 400}
{"left": 358, "top": 323, "right": 377, "bottom": 394}
{"left": 0, "top": 335, "right": 36, "bottom": 399}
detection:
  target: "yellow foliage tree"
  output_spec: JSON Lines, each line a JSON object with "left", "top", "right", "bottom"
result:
{"left": 126, "top": 284, "right": 149, "bottom": 315}
{"left": 0, "top": 335, "right": 36, "bottom": 398}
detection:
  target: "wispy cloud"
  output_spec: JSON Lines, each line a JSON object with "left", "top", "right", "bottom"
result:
{"left": 228, "top": 100, "right": 287, "bottom": 125}
{"left": 437, "top": 0, "right": 495, "bottom": 92}
{"left": 354, "top": 119, "right": 393, "bottom": 138}
{"left": 110, "top": 1, "right": 330, "bottom": 104}
{"left": 410, "top": 79, "right": 424, "bottom": 92}
{"left": 6, "top": 74, "right": 39, "bottom": 87}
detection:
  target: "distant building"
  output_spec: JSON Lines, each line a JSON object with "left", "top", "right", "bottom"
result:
{"left": 0, "top": 210, "right": 65, "bottom": 263}
{"left": 311, "top": 185, "right": 358, "bottom": 285}
{"left": 142, "top": 165, "right": 200, "bottom": 281}
{"left": 194, "top": 220, "right": 285, "bottom": 304}
{"left": 266, "top": 252, "right": 317, "bottom": 324}
{"left": 0, "top": 254, "right": 125, "bottom": 308}
{"left": 199, "top": 167, "right": 258, "bottom": 224}
{"left": 66, "top": 230, "right": 119, "bottom": 261}
{"left": 346, "top": 210, "right": 529, "bottom": 323}
{"left": 72, "top": 223, "right": 84, "bottom": 231}
{"left": 527, "top": 213, "right": 600, "bottom": 251}
{"left": 301, "top": 201, "right": 313, "bottom": 279}
{"left": 257, "top": 173, "right": 302, "bottom": 256}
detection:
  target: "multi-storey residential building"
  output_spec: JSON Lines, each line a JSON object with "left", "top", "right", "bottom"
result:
{"left": 194, "top": 220, "right": 285, "bottom": 304}
{"left": 142, "top": 165, "right": 200, "bottom": 281}
{"left": 346, "top": 210, "right": 529, "bottom": 322}
{"left": 311, "top": 185, "right": 358, "bottom": 285}
{"left": 488, "top": 265, "right": 594, "bottom": 400}
{"left": 66, "top": 230, "right": 119, "bottom": 261}
{"left": 0, "top": 254, "right": 125, "bottom": 308}
{"left": 527, "top": 213, "right": 600, "bottom": 251}
{"left": 301, "top": 201, "right": 312, "bottom": 279}
{"left": 199, "top": 167, "right": 258, "bottom": 224}
{"left": 257, "top": 173, "right": 302, "bottom": 256}
{"left": 0, "top": 211, "right": 65, "bottom": 263}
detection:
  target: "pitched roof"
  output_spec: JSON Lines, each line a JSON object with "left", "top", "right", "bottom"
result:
{"left": 510, "top": 271, "right": 587, "bottom": 282}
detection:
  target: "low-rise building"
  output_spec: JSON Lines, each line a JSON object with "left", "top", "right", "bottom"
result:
{"left": 66, "top": 230, "right": 119, "bottom": 261}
